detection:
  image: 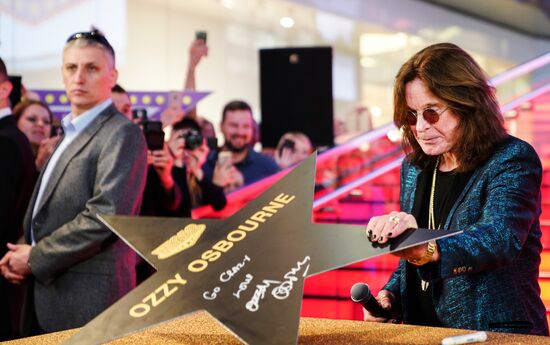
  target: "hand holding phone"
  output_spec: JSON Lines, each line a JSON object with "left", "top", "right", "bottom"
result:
{"left": 213, "top": 151, "right": 233, "bottom": 187}
{"left": 278, "top": 139, "right": 295, "bottom": 156}
{"left": 217, "top": 151, "right": 232, "bottom": 167}
{"left": 159, "top": 92, "right": 184, "bottom": 128}
{"left": 143, "top": 121, "right": 165, "bottom": 151}
{"left": 168, "top": 91, "right": 182, "bottom": 108}
{"left": 132, "top": 108, "right": 148, "bottom": 123}
{"left": 190, "top": 32, "right": 208, "bottom": 66}
{"left": 275, "top": 139, "right": 298, "bottom": 169}
{"left": 195, "top": 30, "right": 207, "bottom": 43}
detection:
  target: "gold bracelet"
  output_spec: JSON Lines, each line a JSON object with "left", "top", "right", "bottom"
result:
{"left": 407, "top": 241, "right": 437, "bottom": 266}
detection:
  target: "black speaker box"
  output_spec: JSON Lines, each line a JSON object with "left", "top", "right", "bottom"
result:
{"left": 259, "top": 47, "right": 334, "bottom": 149}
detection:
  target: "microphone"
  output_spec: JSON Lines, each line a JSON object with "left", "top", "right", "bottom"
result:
{"left": 350, "top": 282, "right": 391, "bottom": 319}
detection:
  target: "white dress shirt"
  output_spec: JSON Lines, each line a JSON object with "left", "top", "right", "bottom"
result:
{"left": 0, "top": 107, "right": 11, "bottom": 120}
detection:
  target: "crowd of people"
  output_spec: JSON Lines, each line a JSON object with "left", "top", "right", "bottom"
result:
{"left": 0, "top": 30, "right": 314, "bottom": 340}
{"left": 0, "top": 29, "right": 548, "bottom": 341}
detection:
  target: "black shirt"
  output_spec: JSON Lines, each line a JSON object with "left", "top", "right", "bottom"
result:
{"left": 407, "top": 163, "right": 473, "bottom": 326}
{"left": 141, "top": 165, "right": 227, "bottom": 218}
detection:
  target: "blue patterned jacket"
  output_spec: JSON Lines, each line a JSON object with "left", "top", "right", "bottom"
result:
{"left": 384, "top": 135, "right": 549, "bottom": 335}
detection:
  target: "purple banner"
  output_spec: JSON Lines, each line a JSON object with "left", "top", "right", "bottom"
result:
{"left": 32, "top": 89, "right": 211, "bottom": 120}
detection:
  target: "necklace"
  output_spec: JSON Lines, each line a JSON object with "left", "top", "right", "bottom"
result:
{"left": 422, "top": 156, "right": 440, "bottom": 292}
{"left": 428, "top": 156, "right": 440, "bottom": 230}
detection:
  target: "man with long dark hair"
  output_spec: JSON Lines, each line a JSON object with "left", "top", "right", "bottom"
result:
{"left": 364, "top": 43, "right": 548, "bottom": 335}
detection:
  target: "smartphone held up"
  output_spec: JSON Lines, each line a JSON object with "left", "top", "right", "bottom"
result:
{"left": 218, "top": 151, "right": 231, "bottom": 166}
{"left": 195, "top": 30, "right": 207, "bottom": 42}
{"left": 134, "top": 108, "right": 164, "bottom": 151}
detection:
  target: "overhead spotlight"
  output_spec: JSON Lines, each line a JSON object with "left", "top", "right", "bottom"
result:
{"left": 370, "top": 106, "right": 382, "bottom": 118}
{"left": 503, "top": 109, "right": 518, "bottom": 119}
{"left": 280, "top": 16, "right": 295, "bottom": 28}
{"left": 221, "top": 0, "right": 236, "bottom": 9}
{"left": 360, "top": 57, "right": 377, "bottom": 68}
{"left": 359, "top": 143, "right": 370, "bottom": 152}
{"left": 387, "top": 129, "right": 402, "bottom": 143}
{"left": 520, "top": 101, "right": 532, "bottom": 110}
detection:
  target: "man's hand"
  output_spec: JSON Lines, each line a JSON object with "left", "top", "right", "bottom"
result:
{"left": 189, "top": 39, "right": 208, "bottom": 69}
{"left": 160, "top": 106, "right": 185, "bottom": 129}
{"left": 394, "top": 241, "right": 440, "bottom": 265}
{"left": 0, "top": 243, "right": 32, "bottom": 284}
{"left": 35, "top": 136, "right": 61, "bottom": 171}
{"left": 363, "top": 290, "right": 397, "bottom": 323}
{"left": 224, "top": 168, "right": 244, "bottom": 193}
{"left": 275, "top": 147, "right": 295, "bottom": 169}
{"left": 366, "top": 211, "right": 440, "bottom": 264}
{"left": 183, "top": 141, "right": 209, "bottom": 181}
{"left": 366, "top": 211, "right": 418, "bottom": 244}
{"left": 149, "top": 146, "right": 175, "bottom": 191}
{"left": 212, "top": 157, "right": 238, "bottom": 188}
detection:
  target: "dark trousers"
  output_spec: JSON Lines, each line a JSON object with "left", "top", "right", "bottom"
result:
{"left": 0, "top": 279, "right": 13, "bottom": 340}
{"left": 19, "top": 279, "right": 44, "bottom": 337}
{"left": 0, "top": 279, "right": 25, "bottom": 340}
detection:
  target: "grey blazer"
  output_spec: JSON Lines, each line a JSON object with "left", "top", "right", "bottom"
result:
{"left": 22, "top": 104, "right": 147, "bottom": 332}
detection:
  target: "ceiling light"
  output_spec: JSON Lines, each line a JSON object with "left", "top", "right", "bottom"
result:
{"left": 221, "top": 0, "right": 236, "bottom": 9}
{"left": 387, "top": 129, "right": 402, "bottom": 143}
{"left": 360, "top": 33, "right": 408, "bottom": 56}
{"left": 370, "top": 106, "right": 382, "bottom": 118}
{"left": 360, "top": 57, "right": 377, "bottom": 68}
{"left": 280, "top": 16, "right": 294, "bottom": 28}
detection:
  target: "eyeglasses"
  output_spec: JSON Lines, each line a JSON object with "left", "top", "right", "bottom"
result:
{"left": 406, "top": 107, "right": 449, "bottom": 126}
{"left": 66, "top": 30, "right": 115, "bottom": 58}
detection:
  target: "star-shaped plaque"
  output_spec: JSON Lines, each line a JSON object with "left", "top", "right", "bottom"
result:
{"left": 64, "top": 154, "right": 461, "bottom": 345}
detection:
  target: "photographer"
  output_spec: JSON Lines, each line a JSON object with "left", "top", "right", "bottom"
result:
{"left": 274, "top": 131, "right": 313, "bottom": 169}
{"left": 141, "top": 118, "right": 227, "bottom": 217}
{"left": 166, "top": 118, "right": 227, "bottom": 213}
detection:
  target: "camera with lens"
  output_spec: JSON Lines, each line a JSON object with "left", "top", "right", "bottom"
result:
{"left": 183, "top": 129, "right": 203, "bottom": 150}
{"left": 278, "top": 138, "right": 295, "bottom": 156}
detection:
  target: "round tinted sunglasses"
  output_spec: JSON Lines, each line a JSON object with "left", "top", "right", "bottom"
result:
{"left": 407, "top": 107, "right": 449, "bottom": 126}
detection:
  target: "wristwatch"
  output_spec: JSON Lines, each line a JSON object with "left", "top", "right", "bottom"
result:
{"left": 407, "top": 241, "right": 437, "bottom": 266}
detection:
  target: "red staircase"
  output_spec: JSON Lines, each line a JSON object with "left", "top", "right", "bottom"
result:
{"left": 511, "top": 93, "right": 550, "bottom": 324}
{"left": 303, "top": 141, "right": 402, "bottom": 320}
